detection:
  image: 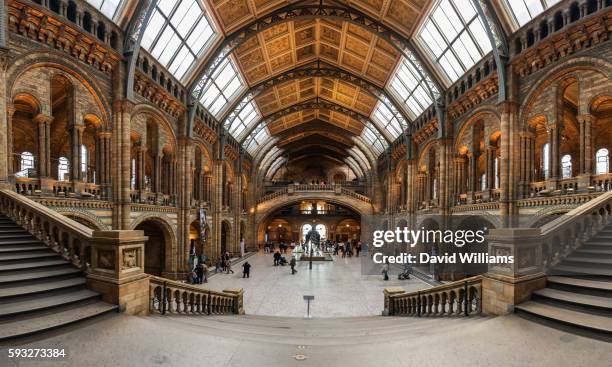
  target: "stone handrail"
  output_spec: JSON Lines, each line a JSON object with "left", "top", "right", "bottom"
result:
{"left": 257, "top": 188, "right": 288, "bottom": 203}
{"left": 384, "top": 276, "right": 482, "bottom": 317}
{"left": 525, "top": 190, "right": 612, "bottom": 271}
{"left": 451, "top": 202, "right": 500, "bottom": 213}
{"left": 517, "top": 192, "right": 601, "bottom": 208}
{"left": 0, "top": 189, "right": 94, "bottom": 269}
{"left": 149, "top": 276, "right": 244, "bottom": 315}
{"left": 340, "top": 187, "right": 372, "bottom": 204}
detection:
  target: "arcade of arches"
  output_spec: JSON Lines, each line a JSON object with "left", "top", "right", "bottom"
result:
{"left": 0, "top": 0, "right": 611, "bottom": 327}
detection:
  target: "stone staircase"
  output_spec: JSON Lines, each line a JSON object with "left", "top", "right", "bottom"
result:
{"left": 515, "top": 222, "right": 612, "bottom": 339}
{"left": 0, "top": 214, "right": 117, "bottom": 341}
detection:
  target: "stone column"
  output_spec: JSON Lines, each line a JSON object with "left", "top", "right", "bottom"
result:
{"left": 0, "top": 51, "right": 10, "bottom": 188}
{"left": 34, "top": 114, "right": 53, "bottom": 178}
{"left": 577, "top": 114, "right": 595, "bottom": 190}
{"left": 153, "top": 154, "right": 161, "bottom": 193}
{"left": 137, "top": 146, "right": 146, "bottom": 191}
{"left": 111, "top": 100, "right": 133, "bottom": 230}
{"left": 499, "top": 101, "right": 519, "bottom": 227}
{"left": 71, "top": 125, "right": 81, "bottom": 182}
{"left": 485, "top": 146, "right": 495, "bottom": 190}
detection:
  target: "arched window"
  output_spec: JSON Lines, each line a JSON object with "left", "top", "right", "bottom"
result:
{"left": 58, "top": 157, "right": 69, "bottom": 181}
{"left": 542, "top": 143, "right": 550, "bottom": 179}
{"left": 80, "top": 145, "right": 88, "bottom": 181}
{"left": 481, "top": 173, "right": 486, "bottom": 191}
{"left": 17, "top": 152, "right": 35, "bottom": 177}
{"left": 315, "top": 224, "right": 327, "bottom": 240}
{"left": 561, "top": 154, "right": 572, "bottom": 179}
{"left": 596, "top": 148, "right": 609, "bottom": 174}
{"left": 301, "top": 224, "right": 312, "bottom": 242}
{"left": 131, "top": 158, "right": 136, "bottom": 189}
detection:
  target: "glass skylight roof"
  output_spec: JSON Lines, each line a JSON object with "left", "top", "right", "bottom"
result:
{"left": 244, "top": 126, "right": 270, "bottom": 156}
{"left": 371, "top": 99, "right": 405, "bottom": 139}
{"left": 199, "top": 58, "right": 245, "bottom": 117}
{"left": 361, "top": 123, "right": 388, "bottom": 156}
{"left": 387, "top": 58, "right": 434, "bottom": 119}
{"left": 417, "top": 0, "right": 493, "bottom": 84}
{"left": 85, "top": 0, "right": 124, "bottom": 20}
{"left": 228, "top": 100, "right": 260, "bottom": 139}
{"left": 141, "top": 0, "right": 216, "bottom": 81}
{"left": 503, "top": 0, "right": 561, "bottom": 27}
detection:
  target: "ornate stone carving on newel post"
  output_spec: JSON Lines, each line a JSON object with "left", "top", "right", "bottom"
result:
{"left": 481, "top": 228, "right": 547, "bottom": 316}
{"left": 382, "top": 287, "right": 405, "bottom": 316}
{"left": 86, "top": 230, "right": 151, "bottom": 315}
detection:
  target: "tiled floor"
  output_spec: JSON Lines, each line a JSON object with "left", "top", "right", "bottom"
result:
{"left": 199, "top": 252, "right": 429, "bottom": 317}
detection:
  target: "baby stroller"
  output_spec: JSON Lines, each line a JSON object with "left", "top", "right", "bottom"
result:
{"left": 398, "top": 263, "right": 413, "bottom": 280}
{"left": 279, "top": 256, "right": 288, "bottom": 266}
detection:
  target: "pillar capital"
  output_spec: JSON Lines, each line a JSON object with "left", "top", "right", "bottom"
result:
{"left": 576, "top": 113, "right": 595, "bottom": 123}
{"left": 33, "top": 113, "right": 54, "bottom": 125}
{"left": 112, "top": 99, "right": 135, "bottom": 114}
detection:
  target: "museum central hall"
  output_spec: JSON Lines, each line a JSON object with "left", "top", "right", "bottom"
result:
{"left": 0, "top": 0, "right": 611, "bottom": 365}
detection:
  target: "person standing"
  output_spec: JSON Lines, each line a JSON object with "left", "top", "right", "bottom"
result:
{"left": 195, "top": 262, "right": 204, "bottom": 284}
{"left": 242, "top": 261, "right": 251, "bottom": 278}
{"left": 290, "top": 257, "right": 297, "bottom": 274}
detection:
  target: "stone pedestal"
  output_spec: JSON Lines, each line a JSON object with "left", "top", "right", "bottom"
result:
{"left": 86, "top": 230, "right": 150, "bottom": 315}
{"left": 382, "top": 287, "right": 405, "bottom": 316}
{"left": 576, "top": 174, "right": 592, "bottom": 191}
{"left": 482, "top": 228, "right": 547, "bottom": 315}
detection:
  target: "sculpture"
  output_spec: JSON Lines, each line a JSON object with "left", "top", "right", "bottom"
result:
{"left": 304, "top": 228, "right": 321, "bottom": 255}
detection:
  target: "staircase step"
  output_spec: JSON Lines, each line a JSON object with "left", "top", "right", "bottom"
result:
{"left": 0, "top": 228, "right": 29, "bottom": 234}
{"left": 0, "top": 239, "right": 46, "bottom": 246}
{"left": 0, "top": 301, "right": 117, "bottom": 341}
{"left": 0, "top": 245, "right": 49, "bottom": 253}
{"left": 548, "top": 276, "right": 612, "bottom": 293}
{"left": 574, "top": 248, "right": 612, "bottom": 257}
{"left": 0, "top": 235, "right": 36, "bottom": 241}
{"left": 532, "top": 288, "right": 612, "bottom": 312}
{"left": 552, "top": 265, "right": 612, "bottom": 277}
{"left": 0, "top": 267, "right": 81, "bottom": 284}
{"left": 0, "top": 259, "right": 69, "bottom": 272}
{"left": 564, "top": 257, "right": 612, "bottom": 265}
{"left": 515, "top": 300, "right": 612, "bottom": 335}
{"left": 0, "top": 251, "right": 58, "bottom": 262}
{"left": 0, "top": 277, "right": 86, "bottom": 299}
{"left": 0, "top": 289, "right": 100, "bottom": 318}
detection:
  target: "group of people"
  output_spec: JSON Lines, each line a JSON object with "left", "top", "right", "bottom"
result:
{"left": 332, "top": 241, "right": 362, "bottom": 257}
{"left": 215, "top": 251, "right": 234, "bottom": 274}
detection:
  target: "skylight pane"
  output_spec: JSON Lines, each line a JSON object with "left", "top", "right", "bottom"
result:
{"left": 142, "top": 0, "right": 216, "bottom": 81}
{"left": 418, "top": 0, "right": 498, "bottom": 84}
{"left": 386, "top": 57, "right": 437, "bottom": 119}
{"left": 504, "top": 0, "right": 555, "bottom": 27}
{"left": 85, "top": 0, "right": 124, "bottom": 21}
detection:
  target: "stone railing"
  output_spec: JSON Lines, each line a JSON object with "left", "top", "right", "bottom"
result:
{"left": 257, "top": 188, "right": 289, "bottom": 204}
{"left": 149, "top": 276, "right": 244, "bottom": 315}
{"left": 538, "top": 190, "right": 612, "bottom": 270}
{"left": 130, "top": 190, "right": 176, "bottom": 206}
{"left": 0, "top": 189, "right": 95, "bottom": 269}
{"left": 340, "top": 187, "right": 371, "bottom": 204}
{"left": 384, "top": 276, "right": 482, "bottom": 317}
{"left": 451, "top": 201, "right": 500, "bottom": 213}
{"left": 517, "top": 192, "right": 601, "bottom": 208}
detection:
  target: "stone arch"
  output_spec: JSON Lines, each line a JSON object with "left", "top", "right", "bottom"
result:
{"left": 132, "top": 216, "right": 177, "bottom": 276}
{"left": 528, "top": 207, "right": 573, "bottom": 228}
{"left": 520, "top": 56, "right": 612, "bottom": 128}
{"left": 7, "top": 51, "right": 111, "bottom": 123}
{"left": 131, "top": 104, "right": 178, "bottom": 151}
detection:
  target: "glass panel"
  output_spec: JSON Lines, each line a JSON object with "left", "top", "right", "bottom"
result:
{"left": 596, "top": 148, "right": 609, "bottom": 174}
{"left": 142, "top": 0, "right": 217, "bottom": 81}
{"left": 85, "top": 0, "right": 124, "bottom": 21}
{"left": 417, "top": 0, "right": 498, "bottom": 83}
{"left": 199, "top": 59, "right": 245, "bottom": 118}
{"left": 504, "top": 0, "right": 555, "bottom": 27}
{"left": 387, "top": 58, "right": 438, "bottom": 119}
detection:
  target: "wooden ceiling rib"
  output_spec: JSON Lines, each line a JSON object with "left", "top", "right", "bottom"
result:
{"left": 209, "top": 0, "right": 428, "bottom": 138}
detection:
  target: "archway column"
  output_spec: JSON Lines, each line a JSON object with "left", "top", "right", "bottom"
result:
{"left": 577, "top": 113, "right": 595, "bottom": 189}
{"left": 176, "top": 136, "right": 193, "bottom": 275}
{"left": 518, "top": 133, "right": 533, "bottom": 198}
{"left": 111, "top": 100, "right": 133, "bottom": 230}
{"left": 498, "top": 100, "right": 519, "bottom": 227}
{"left": 34, "top": 113, "right": 53, "bottom": 179}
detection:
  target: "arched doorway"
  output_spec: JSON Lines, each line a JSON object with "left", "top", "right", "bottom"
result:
{"left": 135, "top": 220, "right": 167, "bottom": 276}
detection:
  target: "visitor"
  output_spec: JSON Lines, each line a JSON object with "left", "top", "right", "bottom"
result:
{"left": 356, "top": 242, "right": 362, "bottom": 257}
{"left": 215, "top": 257, "right": 223, "bottom": 273}
{"left": 273, "top": 251, "right": 281, "bottom": 266}
{"left": 346, "top": 242, "right": 352, "bottom": 257}
{"left": 382, "top": 260, "right": 390, "bottom": 281}
{"left": 290, "top": 257, "right": 297, "bottom": 274}
{"left": 334, "top": 242, "right": 339, "bottom": 255}
{"left": 226, "top": 258, "right": 234, "bottom": 274}
{"left": 195, "top": 262, "right": 204, "bottom": 284}
{"left": 242, "top": 261, "right": 251, "bottom": 278}
{"left": 202, "top": 262, "right": 208, "bottom": 283}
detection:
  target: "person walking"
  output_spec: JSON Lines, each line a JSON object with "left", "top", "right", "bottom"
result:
{"left": 382, "top": 260, "right": 390, "bottom": 281}
{"left": 273, "top": 251, "right": 281, "bottom": 266}
{"left": 226, "top": 258, "right": 234, "bottom": 274}
{"left": 242, "top": 261, "right": 251, "bottom": 278}
{"left": 290, "top": 257, "right": 297, "bottom": 274}
{"left": 195, "top": 262, "right": 204, "bottom": 284}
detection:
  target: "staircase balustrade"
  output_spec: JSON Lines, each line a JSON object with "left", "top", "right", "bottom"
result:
{"left": 149, "top": 276, "right": 244, "bottom": 315}
{"left": 384, "top": 276, "right": 483, "bottom": 317}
